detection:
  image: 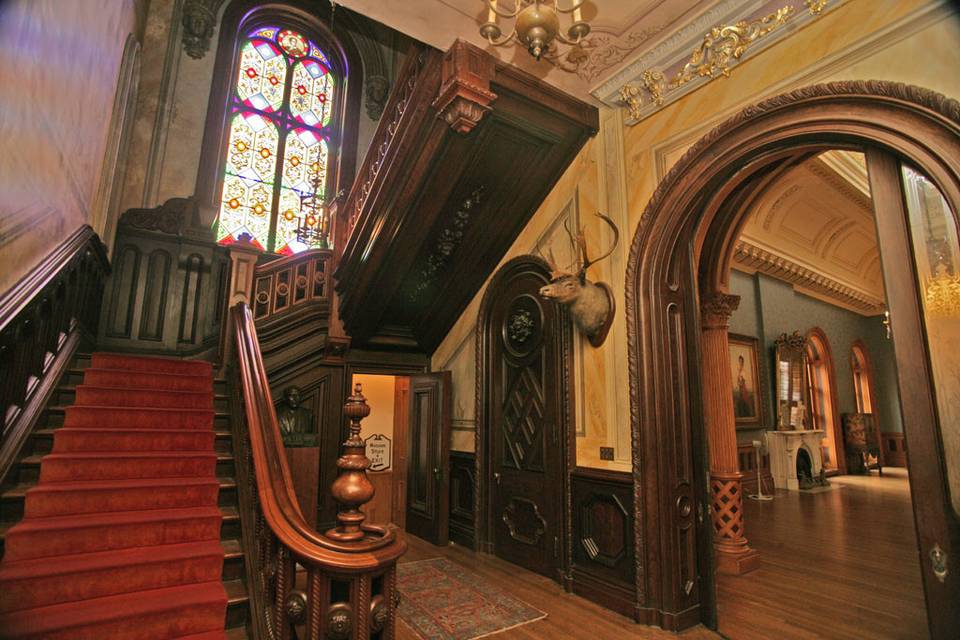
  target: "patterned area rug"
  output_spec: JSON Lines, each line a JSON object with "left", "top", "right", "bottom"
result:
{"left": 397, "top": 558, "right": 547, "bottom": 640}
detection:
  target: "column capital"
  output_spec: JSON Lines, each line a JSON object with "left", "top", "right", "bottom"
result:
{"left": 701, "top": 292, "right": 740, "bottom": 329}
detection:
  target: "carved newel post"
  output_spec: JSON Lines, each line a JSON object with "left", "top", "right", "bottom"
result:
{"left": 701, "top": 292, "right": 760, "bottom": 574}
{"left": 328, "top": 383, "right": 375, "bottom": 542}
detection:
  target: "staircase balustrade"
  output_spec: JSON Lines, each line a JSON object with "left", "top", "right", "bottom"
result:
{"left": 251, "top": 250, "right": 331, "bottom": 323}
{"left": 0, "top": 225, "right": 109, "bottom": 481}
{"left": 228, "top": 302, "right": 406, "bottom": 640}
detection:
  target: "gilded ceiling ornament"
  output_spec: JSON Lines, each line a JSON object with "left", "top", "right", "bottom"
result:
{"left": 805, "top": 0, "right": 829, "bottom": 16}
{"left": 613, "top": 2, "right": 842, "bottom": 123}
{"left": 673, "top": 5, "right": 795, "bottom": 87}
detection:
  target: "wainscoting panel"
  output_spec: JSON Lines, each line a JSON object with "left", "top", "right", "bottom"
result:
{"left": 98, "top": 198, "right": 229, "bottom": 357}
{"left": 449, "top": 451, "right": 475, "bottom": 548}
{"left": 570, "top": 467, "right": 636, "bottom": 619}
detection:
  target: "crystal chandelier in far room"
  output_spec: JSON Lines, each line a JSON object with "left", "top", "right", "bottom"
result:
{"left": 479, "top": 0, "right": 591, "bottom": 60}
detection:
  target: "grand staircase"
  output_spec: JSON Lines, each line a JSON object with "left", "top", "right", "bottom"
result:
{"left": 0, "top": 353, "right": 248, "bottom": 639}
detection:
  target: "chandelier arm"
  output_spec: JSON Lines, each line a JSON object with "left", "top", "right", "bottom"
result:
{"left": 482, "top": 0, "right": 523, "bottom": 19}
{"left": 485, "top": 29, "right": 518, "bottom": 47}
{"left": 553, "top": 32, "right": 584, "bottom": 46}
{"left": 553, "top": 0, "right": 588, "bottom": 14}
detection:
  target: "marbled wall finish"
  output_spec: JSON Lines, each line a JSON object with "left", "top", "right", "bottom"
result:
{"left": 433, "top": 0, "right": 960, "bottom": 471}
{"left": 0, "top": 0, "right": 137, "bottom": 293}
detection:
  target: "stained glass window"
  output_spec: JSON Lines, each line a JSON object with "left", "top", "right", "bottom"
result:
{"left": 216, "top": 26, "right": 337, "bottom": 254}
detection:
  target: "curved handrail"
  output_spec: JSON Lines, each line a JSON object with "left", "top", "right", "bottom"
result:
{"left": 230, "top": 301, "right": 404, "bottom": 568}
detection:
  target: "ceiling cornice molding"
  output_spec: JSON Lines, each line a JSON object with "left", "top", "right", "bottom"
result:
{"left": 733, "top": 239, "right": 884, "bottom": 314}
{"left": 806, "top": 157, "right": 874, "bottom": 214}
{"left": 592, "top": 0, "right": 847, "bottom": 122}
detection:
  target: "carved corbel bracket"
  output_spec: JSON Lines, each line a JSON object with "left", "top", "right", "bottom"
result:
{"left": 432, "top": 40, "right": 497, "bottom": 134}
{"left": 182, "top": 0, "right": 226, "bottom": 59}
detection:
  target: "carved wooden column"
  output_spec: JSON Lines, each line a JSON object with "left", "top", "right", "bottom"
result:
{"left": 701, "top": 292, "right": 759, "bottom": 574}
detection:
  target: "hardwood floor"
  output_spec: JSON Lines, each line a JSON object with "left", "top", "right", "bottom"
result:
{"left": 717, "top": 468, "right": 927, "bottom": 640}
{"left": 397, "top": 536, "right": 719, "bottom": 640}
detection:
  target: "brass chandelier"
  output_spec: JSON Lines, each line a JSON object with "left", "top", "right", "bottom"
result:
{"left": 480, "top": 0, "right": 591, "bottom": 60}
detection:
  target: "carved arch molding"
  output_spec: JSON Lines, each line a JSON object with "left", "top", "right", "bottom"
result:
{"left": 181, "top": 0, "right": 391, "bottom": 118}
{"left": 625, "top": 81, "right": 960, "bottom": 632}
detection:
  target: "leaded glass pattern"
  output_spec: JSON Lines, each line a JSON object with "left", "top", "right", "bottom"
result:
{"left": 216, "top": 25, "right": 338, "bottom": 254}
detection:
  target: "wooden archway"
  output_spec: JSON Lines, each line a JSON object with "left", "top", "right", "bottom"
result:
{"left": 625, "top": 81, "right": 960, "bottom": 635}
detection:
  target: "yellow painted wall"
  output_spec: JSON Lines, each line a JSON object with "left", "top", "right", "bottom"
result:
{"left": 353, "top": 374, "right": 396, "bottom": 440}
{"left": 0, "top": 0, "right": 137, "bottom": 294}
{"left": 432, "top": 0, "right": 960, "bottom": 471}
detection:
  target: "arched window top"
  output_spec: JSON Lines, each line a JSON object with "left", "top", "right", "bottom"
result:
{"left": 851, "top": 341, "right": 873, "bottom": 414}
{"left": 215, "top": 20, "right": 343, "bottom": 255}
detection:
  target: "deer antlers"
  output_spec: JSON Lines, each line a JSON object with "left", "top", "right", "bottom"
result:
{"left": 537, "top": 213, "right": 619, "bottom": 280}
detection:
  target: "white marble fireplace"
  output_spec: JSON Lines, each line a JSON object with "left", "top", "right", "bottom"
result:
{"left": 766, "top": 430, "right": 825, "bottom": 490}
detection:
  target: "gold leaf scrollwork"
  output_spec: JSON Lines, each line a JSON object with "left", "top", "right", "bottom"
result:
{"left": 673, "top": 5, "right": 795, "bottom": 87}
{"left": 618, "top": 3, "right": 827, "bottom": 120}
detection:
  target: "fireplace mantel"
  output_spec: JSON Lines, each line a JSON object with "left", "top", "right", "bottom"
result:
{"left": 766, "top": 430, "right": 825, "bottom": 490}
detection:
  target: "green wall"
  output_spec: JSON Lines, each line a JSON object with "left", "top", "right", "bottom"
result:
{"left": 728, "top": 271, "right": 902, "bottom": 445}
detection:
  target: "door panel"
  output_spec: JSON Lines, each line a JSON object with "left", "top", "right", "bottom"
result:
{"left": 405, "top": 372, "right": 451, "bottom": 545}
{"left": 866, "top": 148, "right": 960, "bottom": 638}
{"left": 485, "top": 262, "right": 567, "bottom": 580}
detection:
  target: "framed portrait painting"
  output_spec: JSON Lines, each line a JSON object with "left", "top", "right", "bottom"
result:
{"left": 728, "top": 334, "right": 766, "bottom": 429}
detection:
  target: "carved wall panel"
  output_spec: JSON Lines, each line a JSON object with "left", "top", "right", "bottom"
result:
{"left": 570, "top": 468, "right": 636, "bottom": 619}
{"left": 98, "top": 200, "right": 229, "bottom": 357}
{"left": 449, "top": 451, "right": 475, "bottom": 547}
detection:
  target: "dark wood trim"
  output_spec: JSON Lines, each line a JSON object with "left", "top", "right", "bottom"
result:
{"left": 449, "top": 450, "right": 476, "bottom": 548}
{"left": 474, "top": 255, "right": 576, "bottom": 585}
{"left": 625, "top": 82, "right": 960, "bottom": 634}
{"left": 0, "top": 225, "right": 109, "bottom": 483}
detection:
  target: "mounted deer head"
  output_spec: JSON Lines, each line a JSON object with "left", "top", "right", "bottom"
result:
{"left": 538, "top": 213, "right": 620, "bottom": 347}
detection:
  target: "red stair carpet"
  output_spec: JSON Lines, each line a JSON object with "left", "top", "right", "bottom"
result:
{"left": 0, "top": 353, "right": 227, "bottom": 639}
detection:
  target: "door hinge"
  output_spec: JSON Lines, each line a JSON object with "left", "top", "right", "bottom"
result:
{"left": 930, "top": 544, "right": 948, "bottom": 583}
{"left": 553, "top": 536, "right": 559, "bottom": 559}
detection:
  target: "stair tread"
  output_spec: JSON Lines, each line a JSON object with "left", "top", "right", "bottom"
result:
{"left": 8, "top": 505, "right": 225, "bottom": 532}
{"left": 63, "top": 405, "right": 215, "bottom": 413}
{"left": 0, "top": 580, "right": 226, "bottom": 635}
{"left": 224, "top": 579, "right": 248, "bottom": 605}
{"left": 81, "top": 367, "right": 211, "bottom": 380}
{"left": 23, "top": 451, "right": 228, "bottom": 464}
{"left": 35, "top": 428, "right": 231, "bottom": 438}
{"left": 4, "top": 477, "right": 234, "bottom": 501}
{"left": 221, "top": 539, "right": 241, "bottom": 558}
{"left": 0, "top": 540, "right": 225, "bottom": 580}
{"left": 76, "top": 384, "right": 213, "bottom": 396}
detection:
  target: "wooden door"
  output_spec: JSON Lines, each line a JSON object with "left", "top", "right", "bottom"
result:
{"left": 405, "top": 372, "right": 451, "bottom": 545}
{"left": 483, "top": 259, "right": 568, "bottom": 580}
{"left": 867, "top": 148, "right": 960, "bottom": 638}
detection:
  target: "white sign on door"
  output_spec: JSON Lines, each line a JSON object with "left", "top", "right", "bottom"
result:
{"left": 364, "top": 433, "right": 392, "bottom": 472}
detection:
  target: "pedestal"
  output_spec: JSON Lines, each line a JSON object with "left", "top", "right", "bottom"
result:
{"left": 284, "top": 446, "right": 319, "bottom": 527}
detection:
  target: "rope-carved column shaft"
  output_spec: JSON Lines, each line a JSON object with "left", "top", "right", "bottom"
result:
{"left": 701, "top": 292, "right": 759, "bottom": 574}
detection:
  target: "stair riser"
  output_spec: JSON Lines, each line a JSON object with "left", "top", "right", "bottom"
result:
{"left": 76, "top": 387, "right": 213, "bottom": 410}
{"left": 91, "top": 354, "right": 212, "bottom": 376}
{"left": 0, "top": 554, "right": 223, "bottom": 613}
{"left": 82, "top": 370, "right": 212, "bottom": 392}
{"left": 40, "top": 457, "right": 217, "bottom": 482}
{"left": 52, "top": 430, "right": 215, "bottom": 453}
{"left": 4, "top": 515, "right": 223, "bottom": 561}
{"left": 24, "top": 483, "right": 220, "bottom": 518}
{"left": 0, "top": 598, "right": 227, "bottom": 640}
{"left": 65, "top": 407, "right": 214, "bottom": 429}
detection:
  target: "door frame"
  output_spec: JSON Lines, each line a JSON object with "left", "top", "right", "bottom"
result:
{"left": 625, "top": 81, "right": 960, "bottom": 634}
{"left": 475, "top": 255, "right": 576, "bottom": 586}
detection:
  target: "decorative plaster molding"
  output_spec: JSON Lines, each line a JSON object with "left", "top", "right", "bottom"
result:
{"left": 593, "top": 0, "right": 847, "bottom": 123}
{"left": 733, "top": 239, "right": 884, "bottom": 313}
{"left": 181, "top": 0, "right": 225, "bottom": 59}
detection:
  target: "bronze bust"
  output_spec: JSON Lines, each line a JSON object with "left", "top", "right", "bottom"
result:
{"left": 277, "top": 386, "right": 317, "bottom": 447}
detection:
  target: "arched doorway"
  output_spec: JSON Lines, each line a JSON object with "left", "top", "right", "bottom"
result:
{"left": 625, "top": 82, "right": 960, "bottom": 636}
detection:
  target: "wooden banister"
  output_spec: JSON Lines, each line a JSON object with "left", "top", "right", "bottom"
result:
{"left": 228, "top": 302, "right": 405, "bottom": 639}
{"left": 0, "top": 225, "right": 109, "bottom": 481}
